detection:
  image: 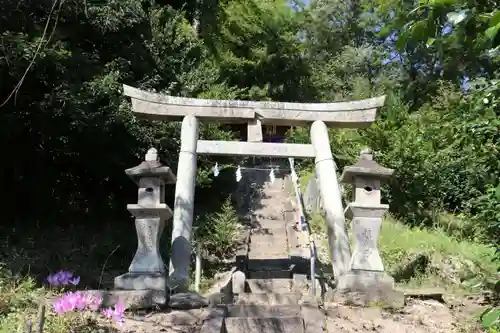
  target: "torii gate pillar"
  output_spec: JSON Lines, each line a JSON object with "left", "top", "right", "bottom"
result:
{"left": 311, "top": 120, "right": 351, "bottom": 279}
{"left": 168, "top": 115, "right": 199, "bottom": 291}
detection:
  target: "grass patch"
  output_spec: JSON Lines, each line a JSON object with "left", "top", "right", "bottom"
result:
{"left": 299, "top": 169, "right": 315, "bottom": 192}
{"left": 380, "top": 215, "right": 496, "bottom": 292}
{"left": 308, "top": 211, "right": 496, "bottom": 293}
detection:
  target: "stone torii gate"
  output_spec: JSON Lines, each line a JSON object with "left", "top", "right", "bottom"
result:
{"left": 123, "top": 85, "right": 386, "bottom": 290}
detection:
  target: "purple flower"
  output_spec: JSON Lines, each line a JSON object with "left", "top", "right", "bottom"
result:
{"left": 85, "top": 294, "right": 102, "bottom": 311}
{"left": 53, "top": 292, "right": 84, "bottom": 313}
{"left": 46, "top": 271, "right": 81, "bottom": 287}
{"left": 52, "top": 292, "right": 102, "bottom": 314}
{"left": 68, "top": 276, "right": 80, "bottom": 285}
{"left": 101, "top": 300, "right": 125, "bottom": 325}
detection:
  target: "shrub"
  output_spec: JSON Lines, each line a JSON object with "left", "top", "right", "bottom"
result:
{"left": 194, "top": 197, "right": 242, "bottom": 259}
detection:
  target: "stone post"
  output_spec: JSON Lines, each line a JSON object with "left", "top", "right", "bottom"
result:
{"left": 169, "top": 115, "right": 199, "bottom": 291}
{"left": 115, "top": 148, "right": 176, "bottom": 294}
{"left": 337, "top": 148, "right": 401, "bottom": 305}
{"left": 310, "top": 120, "right": 351, "bottom": 280}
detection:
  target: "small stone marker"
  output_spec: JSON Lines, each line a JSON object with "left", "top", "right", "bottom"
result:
{"left": 114, "top": 148, "right": 176, "bottom": 305}
{"left": 336, "top": 148, "right": 404, "bottom": 308}
{"left": 232, "top": 270, "right": 246, "bottom": 295}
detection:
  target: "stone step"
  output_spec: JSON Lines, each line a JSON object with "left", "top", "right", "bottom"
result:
{"left": 251, "top": 212, "right": 283, "bottom": 220}
{"left": 247, "top": 269, "right": 292, "bottom": 280}
{"left": 227, "top": 304, "right": 301, "bottom": 318}
{"left": 247, "top": 278, "right": 292, "bottom": 294}
{"left": 250, "top": 219, "right": 288, "bottom": 231}
{"left": 224, "top": 316, "right": 304, "bottom": 333}
{"left": 250, "top": 228, "right": 288, "bottom": 239}
{"left": 236, "top": 292, "right": 301, "bottom": 305}
{"left": 247, "top": 258, "right": 291, "bottom": 271}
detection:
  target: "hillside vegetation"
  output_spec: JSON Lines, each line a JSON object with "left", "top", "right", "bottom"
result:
{"left": 0, "top": 0, "right": 499, "bottom": 331}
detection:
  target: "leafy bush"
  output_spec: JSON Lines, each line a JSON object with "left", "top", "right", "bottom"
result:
{"left": 194, "top": 197, "right": 243, "bottom": 258}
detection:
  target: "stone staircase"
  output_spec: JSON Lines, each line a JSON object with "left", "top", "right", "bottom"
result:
{"left": 204, "top": 172, "right": 325, "bottom": 333}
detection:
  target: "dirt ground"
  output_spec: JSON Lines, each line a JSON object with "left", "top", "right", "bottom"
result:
{"left": 325, "top": 296, "right": 486, "bottom": 333}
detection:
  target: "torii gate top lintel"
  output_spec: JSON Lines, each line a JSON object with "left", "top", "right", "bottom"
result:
{"left": 123, "top": 84, "right": 386, "bottom": 128}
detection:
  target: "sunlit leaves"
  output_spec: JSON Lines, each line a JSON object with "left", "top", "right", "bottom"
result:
{"left": 446, "top": 10, "right": 470, "bottom": 25}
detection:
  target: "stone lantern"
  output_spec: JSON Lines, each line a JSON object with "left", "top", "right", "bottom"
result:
{"left": 337, "top": 148, "right": 395, "bottom": 292}
{"left": 114, "top": 148, "right": 176, "bottom": 293}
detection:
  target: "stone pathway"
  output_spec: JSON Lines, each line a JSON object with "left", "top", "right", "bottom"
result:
{"left": 222, "top": 174, "right": 325, "bottom": 333}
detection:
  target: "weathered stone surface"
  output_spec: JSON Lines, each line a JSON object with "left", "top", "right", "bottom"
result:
{"left": 301, "top": 304, "right": 325, "bottom": 333}
{"left": 232, "top": 270, "right": 246, "bottom": 294}
{"left": 235, "top": 229, "right": 250, "bottom": 270}
{"left": 299, "top": 294, "right": 319, "bottom": 306}
{"left": 247, "top": 119, "right": 263, "bottom": 142}
{"left": 81, "top": 289, "right": 167, "bottom": 309}
{"left": 348, "top": 215, "right": 385, "bottom": 272}
{"left": 203, "top": 292, "right": 235, "bottom": 306}
{"left": 236, "top": 293, "right": 301, "bottom": 305}
{"left": 247, "top": 278, "right": 291, "bottom": 294}
{"left": 199, "top": 307, "right": 227, "bottom": 333}
{"left": 125, "top": 148, "right": 177, "bottom": 184}
{"left": 247, "top": 269, "right": 292, "bottom": 280}
{"left": 335, "top": 289, "right": 405, "bottom": 309}
{"left": 114, "top": 272, "right": 166, "bottom": 291}
{"left": 119, "top": 148, "right": 173, "bottom": 294}
{"left": 224, "top": 316, "right": 304, "bottom": 333}
{"left": 227, "top": 304, "right": 301, "bottom": 318}
{"left": 334, "top": 271, "right": 405, "bottom": 308}
{"left": 399, "top": 287, "right": 445, "bottom": 303}
{"left": 165, "top": 307, "right": 225, "bottom": 326}
{"left": 311, "top": 120, "right": 352, "bottom": 279}
{"left": 203, "top": 268, "right": 235, "bottom": 303}
{"left": 303, "top": 177, "right": 322, "bottom": 213}
{"left": 197, "top": 140, "right": 316, "bottom": 158}
{"left": 336, "top": 270, "right": 394, "bottom": 291}
{"left": 126, "top": 205, "right": 172, "bottom": 220}
{"left": 126, "top": 216, "right": 167, "bottom": 274}
{"left": 292, "top": 274, "right": 309, "bottom": 293}
{"left": 168, "top": 292, "right": 209, "bottom": 309}
{"left": 340, "top": 148, "right": 394, "bottom": 185}
{"left": 326, "top": 283, "right": 405, "bottom": 309}
{"left": 169, "top": 115, "right": 199, "bottom": 291}
{"left": 124, "top": 84, "right": 385, "bottom": 127}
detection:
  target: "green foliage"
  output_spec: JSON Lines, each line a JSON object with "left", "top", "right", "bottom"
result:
{"left": 481, "top": 307, "right": 500, "bottom": 331}
{"left": 194, "top": 197, "right": 242, "bottom": 258}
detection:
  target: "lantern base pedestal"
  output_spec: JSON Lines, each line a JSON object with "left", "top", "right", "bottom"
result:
{"left": 334, "top": 270, "right": 404, "bottom": 309}
{"left": 79, "top": 289, "right": 167, "bottom": 310}
{"left": 114, "top": 272, "right": 166, "bottom": 291}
